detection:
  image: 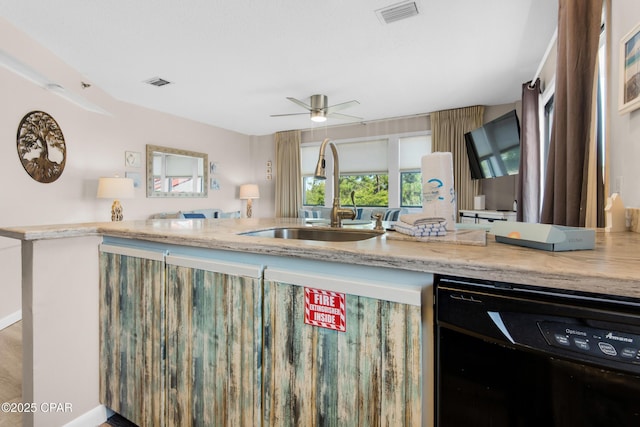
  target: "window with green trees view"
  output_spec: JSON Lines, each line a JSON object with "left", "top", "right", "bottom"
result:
{"left": 401, "top": 171, "right": 422, "bottom": 207}
{"left": 303, "top": 174, "right": 389, "bottom": 207}
{"left": 339, "top": 174, "right": 388, "bottom": 206}
{"left": 301, "top": 133, "right": 431, "bottom": 208}
{"left": 303, "top": 176, "right": 325, "bottom": 206}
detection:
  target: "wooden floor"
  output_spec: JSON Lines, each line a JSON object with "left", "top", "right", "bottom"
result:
{"left": 0, "top": 321, "right": 22, "bottom": 427}
{"left": 0, "top": 321, "right": 137, "bottom": 427}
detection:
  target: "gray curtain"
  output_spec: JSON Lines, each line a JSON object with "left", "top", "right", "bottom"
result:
{"left": 517, "top": 79, "right": 541, "bottom": 222}
{"left": 274, "top": 130, "right": 302, "bottom": 217}
{"left": 431, "top": 106, "right": 484, "bottom": 212}
{"left": 541, "top": 0, "right": 603, "bottom": 226}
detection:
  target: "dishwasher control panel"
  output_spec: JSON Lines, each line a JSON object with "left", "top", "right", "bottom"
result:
{"left": 539, "top": 321, "right": 640, "bottom": 364}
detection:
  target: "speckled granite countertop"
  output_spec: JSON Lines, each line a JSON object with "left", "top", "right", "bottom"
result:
{"left": 2, "top": 217, "right": 640, "bottom": 299}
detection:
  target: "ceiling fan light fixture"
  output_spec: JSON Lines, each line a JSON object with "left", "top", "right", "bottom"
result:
{"left": 310, "top": 110, "right": 327, "bottom": 122}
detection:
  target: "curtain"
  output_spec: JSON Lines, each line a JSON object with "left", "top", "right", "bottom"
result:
{"left": 274, "top": 130, "right": 302, "bottom": 217}
{"left": 431, "top": 105, "right": 484, "bottom": 212}
{"left": 517, "top": 79, "right": 541, "bottom": 222}
{"left": 584, "top": 61, "right": 606, "bottom": 228}
{"left": 541, "top": 0, "right": 603, "bottom": 226}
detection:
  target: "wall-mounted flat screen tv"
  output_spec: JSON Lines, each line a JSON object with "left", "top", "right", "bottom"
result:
{"left": 464, "top": 110, "right": 521, "bottom": 180}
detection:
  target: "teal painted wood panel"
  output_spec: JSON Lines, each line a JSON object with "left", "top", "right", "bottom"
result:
{"left": 263, "top": 280, "right": 422, "bottom": 427}
{"left": 99, "top": 252, "right": 165, "bottom": 427}
{"left": 166, "top": 265, "right": 262, "bottom": 427}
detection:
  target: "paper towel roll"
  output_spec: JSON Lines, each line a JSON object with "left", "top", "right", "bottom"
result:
{"left": 421, "top": 152, "right": 456, "bottom": 230}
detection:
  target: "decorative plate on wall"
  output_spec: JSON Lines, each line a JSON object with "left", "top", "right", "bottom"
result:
{"left": 16, "top": 111, "right": 67, "bottom": 183}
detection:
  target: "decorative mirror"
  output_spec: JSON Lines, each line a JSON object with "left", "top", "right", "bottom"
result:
{"left": 146, "top": 144, "right": 208, "bottom": 198}
{"left": 16, "top": 111, "right": 67, "bottom": 183}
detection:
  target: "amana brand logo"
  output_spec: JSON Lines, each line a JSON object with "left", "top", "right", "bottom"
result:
{"left": 605, "top": 332, "right": 633, "bottom": 343}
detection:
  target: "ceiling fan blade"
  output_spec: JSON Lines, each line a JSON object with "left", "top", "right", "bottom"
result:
{"left": 327, "top": 112, "right": 363, "bottom": 121}
{"left": 270, "top": 112, "right": 309, "bottom": 117}
{"left": 326, "top": 100, "right": 359, "bottom": 114}
{"left": 286, "top": 97, "right": 311, "bottom": 111}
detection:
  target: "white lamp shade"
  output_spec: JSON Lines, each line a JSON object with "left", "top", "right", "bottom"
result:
{"left": 97, "top": 177, "right": 135, "bottom": 199}
{"left": 239, "top": 184, "right": 260, "bottom": 199}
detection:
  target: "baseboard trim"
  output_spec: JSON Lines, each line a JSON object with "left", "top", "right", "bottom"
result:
{"left": 62, "top": 404, "right": 109, "bottom": 427}
{"left": 0, "top": 310, "right": 21, "bottom": 330}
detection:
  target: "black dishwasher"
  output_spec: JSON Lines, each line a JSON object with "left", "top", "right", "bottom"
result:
{"left": 435, "top": 275, "right": 640, "bottom": 427}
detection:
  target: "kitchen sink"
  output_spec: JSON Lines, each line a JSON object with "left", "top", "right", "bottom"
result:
{"left": 240, "top": 227, "right": 383, "bottom": 242}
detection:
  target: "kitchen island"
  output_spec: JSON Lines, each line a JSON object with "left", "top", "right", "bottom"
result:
{"left": 2, "top": 218, "right": 640, "bottom": 426}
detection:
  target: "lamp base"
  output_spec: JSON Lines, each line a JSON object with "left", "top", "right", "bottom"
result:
{"left": 111, "top": 200, "right": 123, "bottom": 221}
{"left": 246, "top": 199, "right": 253, "bottom": 218}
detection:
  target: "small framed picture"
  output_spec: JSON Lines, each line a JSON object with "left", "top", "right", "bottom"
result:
{"left": 210, "top": 178, "right": 220, "bottom": 190}
{"left": 210, "top": 162, "right": 218, "bottom": 174}
{"left": 125, "top": 151, "right": 141, "bottom": 168}
{"left": 125, "top": 171, "right": 142, "bottom": 188}
{"left": 619, "top": 21, "right": 640, "bottom": 114}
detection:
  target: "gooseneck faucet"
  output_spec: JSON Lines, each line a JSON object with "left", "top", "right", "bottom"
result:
{"left": 314, "top": 138, "right": 357, "bottom": 227}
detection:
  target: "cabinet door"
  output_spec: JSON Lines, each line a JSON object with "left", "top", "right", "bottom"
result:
{"left": 99, "top": 248, "right": 166, "bottom": 427}
{"left": 263, "top": 280, "right": 422, "bottom": 426}
{"left": 166, "top": 259, "right": 262, "bottom": 427}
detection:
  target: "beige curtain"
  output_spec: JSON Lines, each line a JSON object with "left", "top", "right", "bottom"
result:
{"left": 431, "top": 106, "right": 484, "bottom": 212}
{"left": 583, "top": 64, "right": 600, "bottom": 228}
{"left": 274, "top": 130, "right": 302, "bottom": 217}
{"left": 541, "top": 0, "right": 603, "bottom": 226}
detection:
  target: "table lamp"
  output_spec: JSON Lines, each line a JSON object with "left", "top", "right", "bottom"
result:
{"left": 239, "top": 184, "right": 260, "bottom": 218}
{"left": 97, "top": 176, "right": 135, "bottom": 221}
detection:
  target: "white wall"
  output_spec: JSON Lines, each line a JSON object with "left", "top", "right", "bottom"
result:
{"left": 610, "top": 0, "right": 640, "bottom": 208}
{"left": 0, "top": 18, "right": 255, "bottom": 323}
{"left": 248, "top": 134, "right": 276, "bottom": 218}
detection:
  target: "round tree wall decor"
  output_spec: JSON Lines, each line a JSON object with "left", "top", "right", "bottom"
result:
{"left": 16, "top": 111, "right": 67, "bottom": 183}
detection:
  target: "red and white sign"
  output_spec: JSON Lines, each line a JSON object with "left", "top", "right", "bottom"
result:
{"left": 304, "top": 287, "right": 346, "bottom": 332}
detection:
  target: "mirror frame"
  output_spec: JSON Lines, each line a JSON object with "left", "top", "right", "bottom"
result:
{"left": 146, "top": 144, "right": 209, "bottom": 198}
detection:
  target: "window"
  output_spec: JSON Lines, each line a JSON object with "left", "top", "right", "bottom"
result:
{"left": 400, "top": 171, "right": 422, "bottom": 207}
{"left": 300, "top": 133, "right": 431, "bottom": 208}
{"left": 339, "top": 174, "right": 389, "bottom": 207}
{"left": 336, "top": 139, "right": 389, "bottom": 207}
{"left": 301, "top": 145, "right": 324, "bottom": 206}
{"left": 399, "top": 135, "right": 431, "bottom": 207}
{"left": 303, "top": 176, "right": 324, "bottom": 206}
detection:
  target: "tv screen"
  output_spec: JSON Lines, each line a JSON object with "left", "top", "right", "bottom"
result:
{"left": 464, "top": 110, "right": 521, "bottom": 179}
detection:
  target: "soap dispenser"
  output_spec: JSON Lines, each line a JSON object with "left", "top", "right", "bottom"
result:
{"left": 513, "top": 200, "right": 517, "bottom": 212}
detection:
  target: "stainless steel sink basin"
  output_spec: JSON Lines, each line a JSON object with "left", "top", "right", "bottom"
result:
{"left": 240, "top": 227, "right": 383, "bottom": 242}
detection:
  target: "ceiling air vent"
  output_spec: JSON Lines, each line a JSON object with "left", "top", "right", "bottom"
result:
{"left": 376, "top": 1, "right": 419, "bottom": 24}
{"left": 144, "top": 77, "right": 172, "bottom": 87}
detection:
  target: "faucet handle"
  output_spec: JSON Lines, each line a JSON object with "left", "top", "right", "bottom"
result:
{"left": 350, "top": 190, "right": 357, "bottom": 218}
{"left": 373, "top": 213, "right": 384, "bottom": 231}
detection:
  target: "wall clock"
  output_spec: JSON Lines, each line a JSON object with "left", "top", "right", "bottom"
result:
{"left": 16, "top": 111, "right": 67, "bottom": 183}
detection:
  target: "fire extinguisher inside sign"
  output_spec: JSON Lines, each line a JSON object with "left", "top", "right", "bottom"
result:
{"left": 304, "top": 287, "right": 346, "bottom": 332}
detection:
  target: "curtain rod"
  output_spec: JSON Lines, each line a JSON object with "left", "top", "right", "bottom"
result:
{"left": 530, "top": 28, "right": 558, "bottom": 87}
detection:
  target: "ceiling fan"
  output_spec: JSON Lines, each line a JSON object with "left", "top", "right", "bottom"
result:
{"left": 271, "top": 94, "right": 362, "bottom": 123}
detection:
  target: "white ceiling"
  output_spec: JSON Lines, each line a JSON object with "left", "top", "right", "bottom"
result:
{"left": 0, "top": 0, "right": 558, "bottom": 136}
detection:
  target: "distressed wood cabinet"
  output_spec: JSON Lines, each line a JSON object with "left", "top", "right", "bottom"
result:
{"left": 99, "top": 241, "right": 431, "bottom": 426}
{"left": 165, "top": 255, "right": 263, "bottom": 427}
{"left": 99, "top": 245, "right": 166, "bottom": 427}
{"left": 262, "top": 271, "right": 424, "bottom": 427}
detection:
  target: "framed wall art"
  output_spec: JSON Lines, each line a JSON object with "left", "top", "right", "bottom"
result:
{"left": 16, "top": 111, "right": 67, "bottom": 183}
{"left": 619, "top": 21, "right": 640, "bottom": 114}
{"left": 125, "top": 151, "right": 141, "bottom": 167}
{"left": 125, "top": 171, "right": 142, "bottom": 188}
